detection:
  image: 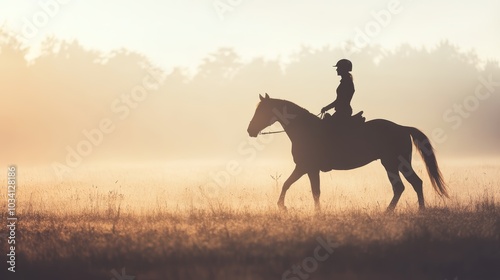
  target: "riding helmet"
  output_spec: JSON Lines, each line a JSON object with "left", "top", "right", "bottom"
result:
{"left": 334, "top": 59, "right": 352, "bottom": 71}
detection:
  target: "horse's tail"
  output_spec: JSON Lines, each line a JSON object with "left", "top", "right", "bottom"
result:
{"left": 407, "top": 127, "right": 449, "bottom": 198}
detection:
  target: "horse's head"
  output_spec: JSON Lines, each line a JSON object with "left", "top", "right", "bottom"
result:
{"left": 247, "top": 93, "right": 277, "bottom": 137}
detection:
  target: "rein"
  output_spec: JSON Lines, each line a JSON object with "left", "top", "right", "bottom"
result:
{"left": 259, "top": 112, "right": 324, "bottom": 135}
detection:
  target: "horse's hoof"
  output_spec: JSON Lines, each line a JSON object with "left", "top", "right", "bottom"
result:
{"left": 385, "top": 208, "right": 395, "bottom": 214}
{"left": 278, "top": 204, "right": 287, "bottom": 212}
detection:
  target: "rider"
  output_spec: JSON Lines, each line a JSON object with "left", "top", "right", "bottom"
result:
{"left": 321, "top": 59, "right": 354, "bottom": 122}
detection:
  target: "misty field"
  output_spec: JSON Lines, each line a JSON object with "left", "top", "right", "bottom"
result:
{"left": 1, "top": 160, "right": 499, "bottom": 280}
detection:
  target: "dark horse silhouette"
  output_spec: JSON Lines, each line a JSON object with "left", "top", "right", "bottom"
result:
{"left": 247, "top": 93, "right": 448, "bottom": 211}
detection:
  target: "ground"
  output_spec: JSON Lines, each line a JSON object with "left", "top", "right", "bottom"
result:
{"left": 0, "top": 160, "right": 499, "bottom": 280}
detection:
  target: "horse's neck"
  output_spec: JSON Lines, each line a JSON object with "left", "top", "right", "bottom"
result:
{"left": 276, "top": 100, "right": 313, "bottom": 120}
{"left": 276, "top": 101, "right": 318, "bottom": 140}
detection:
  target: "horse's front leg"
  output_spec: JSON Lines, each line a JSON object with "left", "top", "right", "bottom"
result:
{"left": 307, "top": 170, "right": 321, "bottom": 212}
{"left": 277, "top": 165, "right": 306, "bottom": 211}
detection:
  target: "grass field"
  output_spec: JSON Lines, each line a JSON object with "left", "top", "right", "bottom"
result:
{"left": 1, "top": 160, "right": 499, "bottom": 280}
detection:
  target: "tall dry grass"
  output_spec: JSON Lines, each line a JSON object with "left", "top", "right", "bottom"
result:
{"left": 0, "top": 160, "right": 499, "bottom": 279}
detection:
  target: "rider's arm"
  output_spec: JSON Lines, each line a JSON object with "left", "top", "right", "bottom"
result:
{"left": 322, "top": 100, "right": 337, "bottom": 112}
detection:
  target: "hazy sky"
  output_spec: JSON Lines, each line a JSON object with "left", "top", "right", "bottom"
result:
{"left": 1, "top": 0, "right": 500, "bottom": 169}
{"left": 1, "top": 0, "right": 499, "bottom": 72}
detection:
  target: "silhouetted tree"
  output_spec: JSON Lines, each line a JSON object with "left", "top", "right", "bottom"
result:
{"left": 1, "top": 27, "right": 499, "bottom": 165}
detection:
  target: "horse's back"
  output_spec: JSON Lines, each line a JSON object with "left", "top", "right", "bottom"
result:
{"left": 319, "top": 118, "right": 412, "bottom": 171}
{"left": 365, "top": 118, "right": 403, "bottom": 128}
{"left": 362, "top": 119, "right": 409, "bottom": 138}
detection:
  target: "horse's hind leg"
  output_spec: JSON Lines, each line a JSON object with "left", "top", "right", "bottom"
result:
{"left": 399, "top": 155, "right": 425, "bottom": 210}
{"left": 277, "top": 165, "right": 306, "bottom": 211}
{"left": 382, "top": 160, "right": 405, "bottom": 212}
{"left": 307, "top": 170, "right": 321, "bottom": 212}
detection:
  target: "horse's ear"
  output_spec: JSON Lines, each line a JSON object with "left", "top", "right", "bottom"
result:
{"left": 259, "top": 94, "right": 264, "bottom": 101}
{"left": 265, "top": 93, "right": 270, "bottom": 99}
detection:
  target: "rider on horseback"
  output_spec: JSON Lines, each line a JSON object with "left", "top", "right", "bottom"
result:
{"left": 321, "top": 59, "right": 364, "bottom": 128}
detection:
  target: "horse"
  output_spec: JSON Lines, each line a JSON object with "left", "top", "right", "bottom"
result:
{"left": 247, "top": 93, "right": 448, "bottom": 212}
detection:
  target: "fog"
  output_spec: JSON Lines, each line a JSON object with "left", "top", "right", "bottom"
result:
{"left": 1, "top": 30, "right": 499, "bottom": 169}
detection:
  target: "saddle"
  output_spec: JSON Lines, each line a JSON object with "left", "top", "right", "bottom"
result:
{"left": 350, "top": 111, "right": 366, "bottom": 126}
{"left": 322, "top": 111, "right": 366, "bottom": 133}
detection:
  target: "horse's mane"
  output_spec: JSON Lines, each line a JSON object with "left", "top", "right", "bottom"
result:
{"left": 270, "top": 98, "right": 319, "bottom": 120}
